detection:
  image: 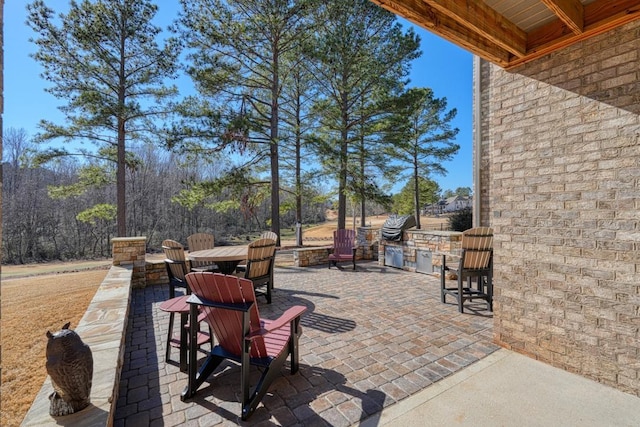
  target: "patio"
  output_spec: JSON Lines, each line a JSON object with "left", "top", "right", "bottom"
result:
{"left": 113, "top": 262, "right": 498, "bottom": 426}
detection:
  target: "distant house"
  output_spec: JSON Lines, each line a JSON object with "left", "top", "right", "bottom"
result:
{"left": 423, "top": 196, "right": 472, "bottom": 215}
{"left": 442, "top": 196, "right": 472, "bottom": 213}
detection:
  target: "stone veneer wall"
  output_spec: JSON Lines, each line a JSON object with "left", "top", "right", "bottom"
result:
{"left": 294, "top": 246, "right": 332, "bottom": 267}
{"left": 294, "top": 227, "right": 379, "bottom": 267}
{"left": 146, "top": 260, "right": 169, "bottom": 286}
{"left": 112, "top": 237, "right": 146, "bottom": 288}
{"left": 378, "top": 230, "right": 462, "bottom": 272}
{"left": 480, "top": 20, "right": 640, "bottom": 395}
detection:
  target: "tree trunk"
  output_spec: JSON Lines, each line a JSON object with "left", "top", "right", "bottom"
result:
{"left": 413, "top": 162, "right": 422, "bottom": 230}
{"left": 270, "top": 50, "right": 281, "bottom": 246}
{"left": 295, "top": 97, "right": 303, "bottom": 246}
{"left": 338, "top": 90, "right": 348, "bottom": 231}
{"left": 117, "top": 24, "right": 127, "bottom": 237}
{"left": 359, "top": 132, "right": 366, "bottom": 227}
{"left": 117, "top": 117, "right": 126, "bottom": 237}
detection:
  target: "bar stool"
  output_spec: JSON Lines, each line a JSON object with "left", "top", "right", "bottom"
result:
{"left": 159, "top": 295, "right": 211, "bottom": 372}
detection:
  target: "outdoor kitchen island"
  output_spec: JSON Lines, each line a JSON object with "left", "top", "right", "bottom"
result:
{"left": 378, "top": 228, "right": 462, "bottom": 274}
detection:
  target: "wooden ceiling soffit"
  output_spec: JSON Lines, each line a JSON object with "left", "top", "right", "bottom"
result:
{"left": 371, "top": 0, "right": 512, "bottom": 66}
{"left": 423, "top": 0, "right": 527, "bottom": 57}
{"left": 373, "top": 0, "right": 640, "bottom": 70}
{"left": 541, "top": 0, "right": 584, "bottom": 34}
{"left": 520, "top": 0, "right": 640, "bottom": 68}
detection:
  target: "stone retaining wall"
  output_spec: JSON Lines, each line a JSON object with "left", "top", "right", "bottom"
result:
{"left": 21, "top": 265, "right": 133, "bottom": 426}
{"left": 293, "top": 227, "right": 380, "bottom": 267}
{"left": 112, "top": 237, "right": 146, "bottom": 288}
{"left": 21, "top": 237, "right": 147, "bottom": 426}
{"left": 293, "top": 246, "right": 332, "bottom": 267}
{"left": 146, "top": 259, "right": 168, "bottom": 286}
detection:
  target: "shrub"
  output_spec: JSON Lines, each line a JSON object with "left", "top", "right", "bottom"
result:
{"left": 448, "top": 207, "right": 472, "bottom": 231}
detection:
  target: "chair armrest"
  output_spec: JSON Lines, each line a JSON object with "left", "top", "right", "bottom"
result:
{"left": 267, "top": 305, "right": 306, "bottom": 331}
{"left": 186, "top": 294, "right": 254, "bottom": 312}
{"left": 246, "top": 305, "right": 307, "bottom": 340}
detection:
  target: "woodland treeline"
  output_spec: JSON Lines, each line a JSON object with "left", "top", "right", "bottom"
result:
{"left": 2, "top": 128, "right": 330, "bottom": 264}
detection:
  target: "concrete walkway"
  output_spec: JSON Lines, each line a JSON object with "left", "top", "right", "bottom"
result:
{"left": 364, "top": 349, "right": 640, "bottom": 426}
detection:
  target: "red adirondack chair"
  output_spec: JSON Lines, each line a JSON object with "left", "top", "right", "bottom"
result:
{"left": 328, "top": 229, "right": 357, "bottom": 270}
{"left": 181, "top": 272, "right": 306, "bottom": 420}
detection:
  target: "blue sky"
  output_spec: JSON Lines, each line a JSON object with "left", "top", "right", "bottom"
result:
{"left": 4, "top": 2, "right": 473, "bottom": 193}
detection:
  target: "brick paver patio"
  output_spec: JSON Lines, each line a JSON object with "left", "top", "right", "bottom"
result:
{"left": 114, "top": 262, "right": 498, "bottom": 426}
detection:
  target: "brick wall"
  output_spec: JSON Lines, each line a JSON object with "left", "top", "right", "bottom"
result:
{"left": 475, "top": 55, "right": 492, "bottom": 227}
{"left": 479, "top": 20, "right": 640, "bottom": 395}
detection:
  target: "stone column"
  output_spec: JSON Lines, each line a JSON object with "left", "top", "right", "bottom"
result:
{"left": 112, "top": 237, "right": 147, "bottom": 288}
{"left": 356, "top": 227, "right": 379, "bottom": 260}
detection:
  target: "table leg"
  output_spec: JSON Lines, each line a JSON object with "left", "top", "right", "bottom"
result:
{"left": 216, "top": 261, "right": 240, "bottom": 275}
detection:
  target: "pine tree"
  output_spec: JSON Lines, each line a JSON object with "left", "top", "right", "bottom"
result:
{"left": 383, "top": 87, "right": 459, "bottom": 229}
{"left": 27, "top": 0, "right": 180, "bottom": 236}
{"left": 306, "top": 0, "right": 420, "bottom": 230}
{"left": 174, "top": 0, "right": 317, "bottom": 244}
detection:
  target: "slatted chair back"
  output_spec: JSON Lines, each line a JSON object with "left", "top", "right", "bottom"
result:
{"left": 328, "top": 229, "right": 357, "bottom": 269}
{"left": 162, "top": 239, "right": 188, "bottom": 281}
{"left": 189, "top": 273, "right": 267, "bottom": 357}
{"left": 332, "top": 229, "right": 356, "bottom": 257}
{"left": 245, "top": 238, "right": 276, "bottom": 281}
{"left": 187, "top": 233, "right": 216, "bottom": 269}
{"left": 162, "top": 239, "right": 190, "bottom": 298}
{"left": 187, "top": 233, "right": 215, "bottom": 251}
{"left": 243, "top": 238, "right": 276, "bottom": 303}
{"left": 260, "top": 231, "right": 278, "bottom": 242}
{"left": 460, "top": 227, "right": 493, "bottom": 270}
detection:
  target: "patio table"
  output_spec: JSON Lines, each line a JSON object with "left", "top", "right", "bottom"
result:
{"left": 188, "top": 245, "right": 248, "bottom": 274}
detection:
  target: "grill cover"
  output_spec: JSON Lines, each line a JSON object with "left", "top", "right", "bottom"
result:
{"left": 381, "top": 215, "right": 416, "bottom": 241}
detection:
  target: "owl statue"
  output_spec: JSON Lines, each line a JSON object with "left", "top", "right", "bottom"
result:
{"left": 45, "top": 322, "right": 93, "bottom": 416}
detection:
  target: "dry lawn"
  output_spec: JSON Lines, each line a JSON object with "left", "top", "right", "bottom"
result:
{"left": 1, "top": 269, "right": 107, "bottom": 427}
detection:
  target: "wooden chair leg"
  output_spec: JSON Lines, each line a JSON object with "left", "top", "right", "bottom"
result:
{"left": 165, "top": 312, "right": 175, "bottom": 362}
{"left": 440, "top": 257, "right": 447, "bottom": 303}
{"left": 457, "top": 275, "right": 464, "bottom": 313}
{"left": 266, "top": 283, "right": 272, "bottom": 304}
{"left": 289, "top": 318, "right": 301, "bottom": 374}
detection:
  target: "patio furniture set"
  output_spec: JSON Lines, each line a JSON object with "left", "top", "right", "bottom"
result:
{"left": 157, "top": 227, "right": 494, "bottom": 420}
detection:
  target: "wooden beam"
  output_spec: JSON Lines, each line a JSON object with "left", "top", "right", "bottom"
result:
{"left": 513, "top": 0, "right": 640, "bottom": 68}
{"left": 372, "top": 0, "right": 640, "bottom": 70}
{"left": 423, "top": 0, "right": 527, "bottom": 57}
{"left": 541, "top": 0, "right": 584, "bottom": 34}
{"left": 527, "top": 0, "right": 640, "bottom": 52}
{"left": 584, "top": 0, "right": 640, "bottom": 27}
{"left": 371, "top": 0, "right": 512, "bottom": 65}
